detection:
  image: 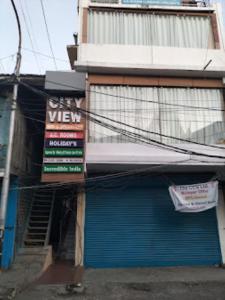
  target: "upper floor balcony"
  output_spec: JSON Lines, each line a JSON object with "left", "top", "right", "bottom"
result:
{"left": 88, "top": 0, "right": 212, "bottom": 9}
{"left": 72, "top": 2, "right": 225, "bottom": 77}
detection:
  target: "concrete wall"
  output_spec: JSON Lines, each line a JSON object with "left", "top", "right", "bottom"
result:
{"left": 76, "top": 44, "right": 225, "bottom": 76}
{"left": 86, "top": 143, "right": 225, "bottom": 171}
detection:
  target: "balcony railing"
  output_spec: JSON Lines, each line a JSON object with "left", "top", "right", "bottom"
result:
{"left": 90, "top": 0, "right": 211, "bottom": 7}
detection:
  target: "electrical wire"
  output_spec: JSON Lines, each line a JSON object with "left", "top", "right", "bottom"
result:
{"left": 80, "top": 106, "right": 225, "bottom": 150}
{"left": 39, "top": 0, "right": 57, "bottom": 70}
{"left": 22, "top": 47, "right": 69, "bottom": 63}
{"left": 45, "top": 79, "right": 225, "bottom": 112}
{"left": 0, "top": 78, "right": 15, "bottom": 86}
{"left": 84, "top": 111, "right": 225, "bottom": 159}
{"left": 19, "top": 80, "right": 225, "bottom": 156}
{"left": 5, "top": 75, "right": 225, "bottom": 112}
{"left": 19, "top": 0, "right": 42, "bottom": 74}
{"left": 0, "top": 61, "right": 6, "bottom": 73}
{"left": 9, "top": 159, "right": 194, "bottom": 192}
{"left": 23, "top": 0, "right": 42, "bottom": 55}
{"left": 21, "top": 100, "right": 225, "bottom": 161}
{"left": 2, "top": 77, "right": 225, "bottom": 164}
{"left": 0, "top": 53, "right": 16, "bottom": 62}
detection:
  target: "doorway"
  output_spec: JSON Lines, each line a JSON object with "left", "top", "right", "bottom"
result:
{"left": 50, "top": 186, "right": 77, "bottom": 263}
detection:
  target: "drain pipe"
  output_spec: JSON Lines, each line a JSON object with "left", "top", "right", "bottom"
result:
{"left": 0, "top": 0, "right": 22, "bottom": 238}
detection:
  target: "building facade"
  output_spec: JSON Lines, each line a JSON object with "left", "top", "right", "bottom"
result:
{"left": 0, "top": 73, "right": 86, "bottom": 269}
{"left": 0, "top": 75, "right": 45, "bottom": 269}
{"left": 69, "top": 0, "right": 225, "bottom": 268}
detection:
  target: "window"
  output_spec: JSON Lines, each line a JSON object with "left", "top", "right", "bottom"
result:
{"left": 89, "top": 86, "right": 225, "bottom": 144}
{"left": 88, "top": 10, "right": 214, "bottom": 49}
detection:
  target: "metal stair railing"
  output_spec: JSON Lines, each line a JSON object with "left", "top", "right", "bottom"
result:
{"left": 22, "top": 188, "right": 36, "bottom": 247}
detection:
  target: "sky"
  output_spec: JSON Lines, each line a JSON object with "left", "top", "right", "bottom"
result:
{"left": 0, "top": 0, "right": 224, "bottom": 75}
{"left": 0, "top": 0, "right": 78, "bottom": 74}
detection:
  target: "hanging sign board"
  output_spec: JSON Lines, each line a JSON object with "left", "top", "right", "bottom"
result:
{"left": 169, "top": 181, "right": 218, "bottom": 213}
{"left": 43, "top": 157, "right": 84, "bottom": 164}
{"left": 45, "top": 131, "right": 84, "bottom": 139}
{"left": 45, "top": 98, "right": 85, "bottom": 130}
{"left": 45, "top": 139, "right": 84, "bottom": 148}
{"left": 44, "top": 148, "right": 84, "bottom": 157}
{"left": 42, "top": 96, "right": 86, "bottom": 183}
{"left": 43, "top": 164, "right": 84, "bottom": 173}
{"left": 46, "top": 123, "right": 84, "bottom": 131}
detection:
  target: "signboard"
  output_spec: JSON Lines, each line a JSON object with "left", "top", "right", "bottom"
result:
{"left": 43, "top": 164, "right": 84, "bottom": 173}
{"left": 45, "top": 131, "right": 84, "bottom": 139}
{"left": 43, "top": 157, "right": 83, "bottom": 164}
{"left": 42, "top": 96, "right": 86, "bottom": 183}
{"left": 45, "top": 139, "right": 84, "bottom": 148}
{"left": 122, "top": 0, "right": 181, "bottom": 5}
{"left": 44, "top": 148, "right": 83, "bottom": 157}
{"left": 169, "top": 181, "right": 218, "bottom": 213}
{"left": 46, "top": 123, "right": 84, "bottom": 131}
{"left": 45, "top": 98, "right": 85, "bottom": 130}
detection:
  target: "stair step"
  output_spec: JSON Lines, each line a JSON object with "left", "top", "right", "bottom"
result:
{"left": 24, "top": 239, "right": 45, "bottom": 242}
{"left": 30, "top": 215, "right": 49, "bottom": 218}
{"left": 28, "top": 222, "right": 48, "bottom": 228}
{"left": 27, "top": 232, "right": 46, "bottom": 235}
{"left": 31, "top": 209, "right": 50, "bottom": 212}
{"left": 34, "top": 197, "right": 52, "bottom": 202}
{"left": 31, "top": 211, "right": 50, "bottom": 215}
{"left": 33, "top": 201, "right": 51, "bottom": 204}
{"left": 33, "top": 203, "right": 51, "bottom": 206}
{"left": 32, "top": 205, "right": 51, "bottom": 208}
{"left": 29, "top": 220, "right": 49, "bottom": 224}
{"left": 24, "top": 242, "right": 45, "bottom": 247}
{"left": 34, "top": 195, "right": 52, "bottom": 198}
{"left": 32, "top": 206, "right": 51, "bottom": 209}
{"left": 30, "top": 219, "right": 49, "bottom": 221}
{"left": 28, "top": 227, "right": 48, "bottom": 230}
{"left": 34, "top": 192, "right": 53, "bottom": 196}
{"left": 23, "top": 187, "right": 54, "bottom": 248}
{"left": 28, "top": 231, "right": 47, "bottom": 235}
{"left": 26, "top": 235, "right": 46, "bottom": 240}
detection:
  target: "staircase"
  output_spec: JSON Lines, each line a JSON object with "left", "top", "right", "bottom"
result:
{"left": 23, "top": 188, "right": 55, "bottom": 247}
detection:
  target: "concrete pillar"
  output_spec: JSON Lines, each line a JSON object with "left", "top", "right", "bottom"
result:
{"left": 75, "top": 189, "right": 86, "bottom": 266}
{"left": 216, "top": 188, "right": 225, "bottom": 265}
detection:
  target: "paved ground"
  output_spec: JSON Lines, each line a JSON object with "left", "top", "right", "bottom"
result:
{"left": 0, "top": 248, "right": 49, "bottom": 300}
{"left": 13, "top": 266, "right": 225, "bottom": 300}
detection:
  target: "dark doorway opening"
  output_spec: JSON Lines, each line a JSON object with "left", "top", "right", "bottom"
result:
{"left": 50, "top": 185, "right": 77, "bottom": 263}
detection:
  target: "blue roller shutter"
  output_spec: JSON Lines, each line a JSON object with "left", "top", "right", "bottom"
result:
{"left": 85, "top": 174, "right": 221, "bottom": 268}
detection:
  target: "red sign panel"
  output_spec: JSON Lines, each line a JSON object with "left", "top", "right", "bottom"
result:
{"left": 45, "top": 131, "right": 84, "bottom": 139}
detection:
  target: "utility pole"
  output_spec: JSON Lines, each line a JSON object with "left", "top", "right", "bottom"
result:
{"left": 0, "top": 0, "right": 22, "bottom": 238}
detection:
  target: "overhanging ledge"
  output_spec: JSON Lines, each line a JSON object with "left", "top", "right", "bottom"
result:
{"left": 86, "top": 143, "right": 225, "bottom": 172}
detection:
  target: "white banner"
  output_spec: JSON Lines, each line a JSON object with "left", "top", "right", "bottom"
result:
{"left": 169, "top": 181, "right": 218, "bottom": 213}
